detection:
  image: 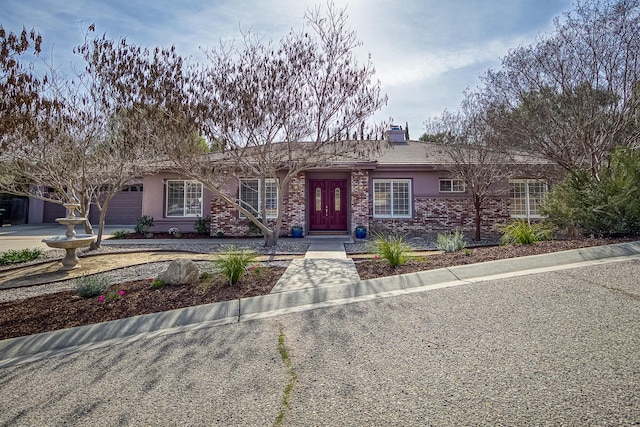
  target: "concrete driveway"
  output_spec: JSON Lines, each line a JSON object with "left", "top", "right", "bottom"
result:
{"left": 0, "top": 224, "right": 133, "bottom": 252}
{"left": 1, "top": 258, "right": 638, "bottom": 425}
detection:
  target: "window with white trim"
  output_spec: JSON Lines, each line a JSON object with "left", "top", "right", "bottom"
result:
{"left": 373, "top": 179, "right": 412, "bottom": 218}
{"left": 166, "top": 180, "right": 203, "bottom": 217}
{"left": 509, "top": 179, "right": 548, "bottom": 219}
{"left": 239, "top": 178, "right": 278, "bottom": 218}
{"left": 439, "top": 178, "right": 466, "bottom": 193}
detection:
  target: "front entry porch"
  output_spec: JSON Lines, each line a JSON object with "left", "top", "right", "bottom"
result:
{"left": 308, "top": 178, "right": 348, "bottom": 232}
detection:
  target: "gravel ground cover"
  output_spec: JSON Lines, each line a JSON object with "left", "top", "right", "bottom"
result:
{"left": 0, "top": 237, "right": 310, "bottom": 274}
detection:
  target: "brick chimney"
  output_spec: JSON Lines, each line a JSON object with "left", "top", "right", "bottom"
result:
{"left": 386, "top": 124, "right": 405, "bottom": 143}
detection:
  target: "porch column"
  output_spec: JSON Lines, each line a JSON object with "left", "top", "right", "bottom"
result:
{"left": 350, "top": 170, "right": 369, "bottom": 232}
{"left": 286, "top": 172, "right": 306, "bottom": 232}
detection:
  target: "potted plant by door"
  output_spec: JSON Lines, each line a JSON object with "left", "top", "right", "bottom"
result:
{"left": 355, "top": 225, "right": 367, "bottom": 239}
{"left": 291, "top": 225, "right": 304, "bottom": 238}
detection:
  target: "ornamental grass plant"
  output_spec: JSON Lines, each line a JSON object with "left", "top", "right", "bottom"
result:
{"left": 500, "top": 219, "right": 553, "bottom": 245}
{"left": 213, "top": 246, "right": 258, "bottom": 285}
{"left": 370, "top": 233, "right": 412, "bottom": 267}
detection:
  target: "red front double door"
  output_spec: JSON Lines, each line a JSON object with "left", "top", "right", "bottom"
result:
{"left": 309, "top": 179, "right": 348, "bottom": 231}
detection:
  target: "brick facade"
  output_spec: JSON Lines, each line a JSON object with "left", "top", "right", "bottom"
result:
{"left": 209, "top": 172, "right": 512, "bottom": 238}
{"left": 209, "top": 197, "right": 259, "bottom": 237}
{"left": 209, "top": 172, "right": 307, "bottom": 237}
{"left": 370, "top": 196, "right": 510, "bottom": 236}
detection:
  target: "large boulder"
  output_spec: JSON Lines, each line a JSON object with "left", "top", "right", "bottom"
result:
{"left": 158, "top": 259, "right": 200, "bottom": 285}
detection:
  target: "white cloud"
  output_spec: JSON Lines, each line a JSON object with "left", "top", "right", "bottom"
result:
{"left": 3, "top": 0, "right": 574, "bottom": 134}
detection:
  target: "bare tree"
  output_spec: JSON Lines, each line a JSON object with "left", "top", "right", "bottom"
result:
{"left": 0, "top": 26, "right": 47, "bottom": 152}
{"left": 1, "top": 27, "right": 161, "bottom": 248}
{"left": 163, "top": 4, "right": 388, "bottom": 246}
{"left": 27, "top": 5, "right": 386, "bottom": 248}
{"left": 0, "top": 28, "right": 92, "bottom": 230}
{"left": 483, "top": 0, "right": 640, "bottom": 177}
{"left": 425, "top": 91, "right": 515, "bottom": 241}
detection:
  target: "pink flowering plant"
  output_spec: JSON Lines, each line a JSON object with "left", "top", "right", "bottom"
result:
{"left": 99, "top": 290, "right": 127, "bottom": 303}
{"left": 247, "top": 264, "right": 263, "bottom": 276}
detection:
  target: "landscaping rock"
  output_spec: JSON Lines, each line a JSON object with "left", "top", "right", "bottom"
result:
{"left": 158, "top": 259, "right": 200, "bottom": 285}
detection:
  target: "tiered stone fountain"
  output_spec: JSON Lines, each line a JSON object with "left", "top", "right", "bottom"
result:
{"left": 42, "top": 202, "right": 96, "bottom": 270}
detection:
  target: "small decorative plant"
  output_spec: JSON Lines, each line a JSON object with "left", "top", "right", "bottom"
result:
{"left": 0, "top": 248, "right": 43, "bottom": 266}
{"left": 193, "top": 216, "right": 211, "bottom": 235}
{"left": 216, "top": 230, "right": 225, "bottom": 238}
{"left": 150, "top": 278, "right": 166, "bottom": 289}
{"left": 199, "top": 271, "right": 213, "bottom": 280}
{"left": 74, "top": 274, "right": 111, "bottom": 298}
{"left": 111, "top": 230, "right": 131, "bottom": 239}
{"left": 370, "top": 233, "right": 412, "bottom": 267}
{"left": 198, "top": 272, "right": 215, "bottom": 292}
{"left": 168, "top": 227, "right": 182, "bottom": 238}
{"left": 213, "top": 246, "right": 258, "bottom": 286}
{"left": 134, "top": 215, "right": 154, "bottom": 234}
{"left": 99, "top": 290, "right": 126, "bottom": 302}
{"left": 436, "top": 230, "right": 466, "bottom": 253}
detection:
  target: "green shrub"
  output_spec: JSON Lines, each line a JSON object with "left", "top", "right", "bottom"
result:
{"left": 111, "top": 230, "right": 131, "bottom": 239}
{"left": 213, "top": 247, "right": 258, "bottom": 285}
{"left": 248, "top": 220, "right": 263, "bottom": 235}
{"left": 74, "top": 274, "right": 111, "bottom": 298}
{"left": 436, "top": 231, "right": 466, "bottom": 253}
{"left": 0, "top": 248, "right": 43, "bottom": 266}
{"left": 194, "top": 216, "right": 211, "bottom": 234}
{"left": 134, "top": 215, "right": 154, "bottom": 234}
{"left": 370, "top": 233, "right": 412, "bottom": 267}
{"left": 543, "top": 147, "right": 640, "bottom": 237}
{"left": 151, "top": 278, "right": 165, "bottom": 289}
{"left": 199, "top": 271, "right": 213, "bottom": 280}
{"left": 500, "top": 219, "right": 553, "bottom": 245}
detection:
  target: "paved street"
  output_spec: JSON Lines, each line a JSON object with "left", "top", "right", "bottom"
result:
{"left": 1, "top": 258, "right": 638, "bottom": 426}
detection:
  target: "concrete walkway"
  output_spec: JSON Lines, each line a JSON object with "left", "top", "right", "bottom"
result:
{"left": 271, "top": 236, "right": 359, "bottom": 293}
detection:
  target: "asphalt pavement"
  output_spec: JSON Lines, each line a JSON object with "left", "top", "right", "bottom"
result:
{"left": 1, "top": 225, "right": 639, "bottom": 425}
{"left": 0, "top": 258, "right": 638, "bottom": 425}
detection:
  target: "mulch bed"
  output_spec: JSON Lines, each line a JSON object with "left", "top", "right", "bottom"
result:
{"left": 0, "top": 267, "right": 284, "bottom": 340}
{"left": 354, "top": 238, "right": 634, "bottom": 279}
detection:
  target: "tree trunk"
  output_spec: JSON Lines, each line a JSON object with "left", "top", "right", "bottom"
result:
{"left": 88, "top": 196, "right": 112, "bottom": 251}
{"left": 263, "top": 230, "right": 277, "bottom": 247}
{"left": 473, "top": 194, "right": 482, "bottom": 241}
{"left": 83, "top": 219, "right": 94, "bottom": 235}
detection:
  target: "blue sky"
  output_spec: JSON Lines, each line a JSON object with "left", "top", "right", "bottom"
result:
{"left": 4, "top": 0, "right": 573, "bottom": 137}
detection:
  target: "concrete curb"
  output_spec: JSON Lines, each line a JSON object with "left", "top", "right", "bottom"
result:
{"left": 1, "top": 241, "right": 639, "bottom": 366}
